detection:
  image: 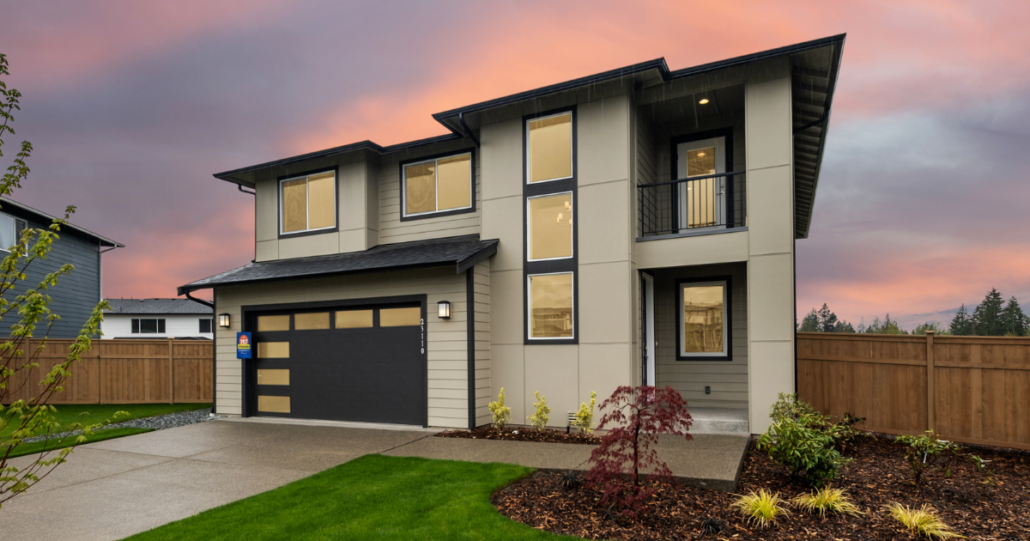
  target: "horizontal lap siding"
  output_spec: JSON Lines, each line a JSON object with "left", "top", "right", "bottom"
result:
{"left": 214, "top": 267, "right": 472, "bottom": 428}
{"left": 654, "top": 263, "right": 748, "bottom": 409}
{"left": 378, "top": 144, "right": 482, "bottom": 245}
{"left": 474, "top": 260, "right": 492, "bottom": 426}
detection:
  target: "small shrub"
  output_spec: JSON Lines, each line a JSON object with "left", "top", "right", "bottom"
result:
{"left": 732, "top": 489, "right": 789, "bottom": 529}
{"left": 826, "top": 412, "right": 867, "bottom": 453}
{"left": 585, "top": 385, "right": 692, "bottom": 518}
{"left": 770, "top": 392, "right": 819, "bottom": 423}
{"left": 793, "top": 487, "right": 862, "bottom": 517}
{"left": 572, "top": 391, "right": 596, "bottom": 433}
{"left": 757, "top": 413, "right": 851, "bottom": 487}
{"left": 700, "top": 517, "right": 726, "bottom": 535}
{"left": 527, "top": 391, "right": 550, "bottom": 430}
{"left": 559, "top": 470, "right": 582, "bottom": 491}
{"left": 968, "top": 455, "right": 994, "bottom": 485}
{"left": 896, "top": 431, "right": 956, "bottom": 485}
{"left": 488, "top": 388, "right": 511, "bottom": 429}
{"left": 888, "top": 503, "right": 964, "bottom": 540}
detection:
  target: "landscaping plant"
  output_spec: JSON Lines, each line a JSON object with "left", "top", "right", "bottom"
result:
{"left": 527, "top": 391, "right": 549, "bottom": 430}
{"left": 488, "top": 387, "right": 511, "bottom": 429}
{"left": 792, "top": 486, "right": 862, "bottom": 517}
{"left": 585, "top": 385, "right": 692, "bottom": 518}
{"left": 572, "top": 391, "right": 596, "bottom": 433}
{"left": 0, "top": 53, "right": 114, "bottom": 508}
{"left": 826, "top": 412, "right": 867, "bottom": 453}
{"left": 732, "top": 489, "right": 789, "bottom": 529}
{"left": 757, "top": 411, "right": 851, "bottom": 487}
{"left": 895, "top": 431, "right": 956, "bottom": 485}
{"left": 887, "top": 503, "right": 964, "bottom": 540}
{"left": 769, "top": 392, "right": 818, "bottom": 423}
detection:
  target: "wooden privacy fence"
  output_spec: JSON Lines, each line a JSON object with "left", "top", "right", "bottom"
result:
{"left": 2, "top": 339, "right": 213, "bottom": 404}
{"left": 798, "top": 332, "right": 1030, "bottom": 450}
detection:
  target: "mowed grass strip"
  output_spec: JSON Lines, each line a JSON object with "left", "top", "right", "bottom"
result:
{"left": 5, "top": 427, "right": 154, "bottom": 458}
{"left": 126, "top": 455, "right": 576, "bottom": 541}
{"left": 0, "top": 403, "right": 211, "bottom": 439}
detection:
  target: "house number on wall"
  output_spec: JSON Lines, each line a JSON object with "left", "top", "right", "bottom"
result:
{"left": 420, "top": 318, "right": 425, "bottom": 354}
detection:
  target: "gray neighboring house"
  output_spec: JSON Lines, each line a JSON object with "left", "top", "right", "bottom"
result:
{"left": 102, "top": 299, "right": 214, "bottom": 340}
{"left": 0, "top": 197, "right": 123, "bottom": 339}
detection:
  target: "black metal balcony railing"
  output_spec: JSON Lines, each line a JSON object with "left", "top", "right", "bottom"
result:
{"left": 638, "top": 171, "right": 746, "bottom": 238}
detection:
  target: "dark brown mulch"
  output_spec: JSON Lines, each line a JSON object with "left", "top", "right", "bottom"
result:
{"left": 436, "top": 425, "right": 602, "bottom": 445}
{"left": 493, "top": 435, "right": 1030, "bottom": 540}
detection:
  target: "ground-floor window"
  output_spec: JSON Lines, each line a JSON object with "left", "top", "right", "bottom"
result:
{"left": 677, "top": 278, "right": 730, "bottom": 360}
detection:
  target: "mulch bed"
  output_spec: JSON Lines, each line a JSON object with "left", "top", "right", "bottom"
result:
{"left": 437, "top": 426, "right": 602, "bottom": 445}
{"left": 493, "top": 435, "right": 1030, "bottom": 540}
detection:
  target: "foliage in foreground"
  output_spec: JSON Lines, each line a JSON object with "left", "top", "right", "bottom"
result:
{"left": 489, "top": 387, "right": 511, "bottom": 429}
{"left": 585, "top": 385, "right": 692, "bottom": 518}
{"left": 758, "top": 394, "right": 852, "bottom": 487}
{"left": 0, "top": 52, "right": 112, "bottom": 508}
{"left": 732, "top": 489, "right": 789, "bottom": 529}
{"left": 792, "top": 486, "right": 862, "bottom": 517}
{"left": 888, "top": 503, "right": 965, "bottom": 540}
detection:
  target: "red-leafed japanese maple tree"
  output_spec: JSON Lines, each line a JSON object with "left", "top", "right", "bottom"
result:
{"left": 585, "top": 385, "right": 692, "bottom": 517}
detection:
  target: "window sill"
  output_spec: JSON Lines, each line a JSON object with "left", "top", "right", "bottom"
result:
{"left": 636, "top": 226, "right": 747, "bottom": 243}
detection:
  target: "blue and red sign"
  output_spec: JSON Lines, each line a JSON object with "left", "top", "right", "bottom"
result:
{"left": 236, "top": 332, "right": 252, "bottom": 359}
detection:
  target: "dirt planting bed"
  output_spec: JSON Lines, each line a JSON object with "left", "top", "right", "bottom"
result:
{"left": 493, "top": 435, "right": 1030, "bottom": 540}
{"left": 437, "top": 426, "right": 602, "bottom": 445}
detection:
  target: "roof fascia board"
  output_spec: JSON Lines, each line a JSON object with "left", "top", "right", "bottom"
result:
{"left": 177, "top": 261, "right": 456, "bottom": 295}
{"left": 0, "top": 198, "right": 124, "bottom": 247}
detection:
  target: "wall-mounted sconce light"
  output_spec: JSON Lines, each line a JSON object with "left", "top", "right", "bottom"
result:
{"left": 218, "top": 313, "right": 231, "bottom": 328}
{"left": 437, "top": 301, "right": 451, "bottom": 319}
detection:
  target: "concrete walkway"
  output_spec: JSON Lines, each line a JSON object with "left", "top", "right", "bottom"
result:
{"left": 0, "top": 419, "right": 748, "bottom": 541}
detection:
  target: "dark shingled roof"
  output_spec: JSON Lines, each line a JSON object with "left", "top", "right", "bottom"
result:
{"left": 106, "top": 298, "right": 212, "bottom": 315}
{"left": 178, "top": 235, "right": 498, "bottom": 294}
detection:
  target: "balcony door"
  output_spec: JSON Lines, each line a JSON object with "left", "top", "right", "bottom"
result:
{"left": 676, "top": 136, "right": 726, "bottom": 229}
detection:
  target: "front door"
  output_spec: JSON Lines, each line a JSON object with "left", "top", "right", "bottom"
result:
{"left": 676, "top": 136, "right": 726, "bottom": 229}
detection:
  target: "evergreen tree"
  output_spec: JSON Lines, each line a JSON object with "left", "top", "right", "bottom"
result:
{"left": 972, "top": 288, "right": 1005, "bottom": 336}
{"left": 834, "top": 320, "right": 856, "bottom": 333}
{"left": 799, "top": 309, "right": 820, "bottom": 332}
{"left": 912, "top": 322, "right": 948, "bottom": 335}
{"left": 817, "top": 303, "right": 839, "bottom": 333}
{"left": 1000, "top": 296, "right": 1029, "bottom": 337}
{"left": 949, "top": 304, "right": 974, "bottom": 336}
{"left": 865, "top": 314, "right": 907, "bottom": 334}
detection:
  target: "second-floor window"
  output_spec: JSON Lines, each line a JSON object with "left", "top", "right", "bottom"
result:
{"left": 280, "top": 171, "right": 336, "bottom": 235}
{"left": 0, "top": 213, "right": 27, "bottom": 252}
{"left": 401, "top": 152, "right": 473, "bottom": 219}
{"left": 132, "top": 318, "right": 166, "bottom": 334}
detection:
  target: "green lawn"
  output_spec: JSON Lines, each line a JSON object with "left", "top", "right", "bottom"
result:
{"left": 2, "top": 403, "right": 211, "bottom": 458}
{"left": 127, "top": 455, "right": 575, "bottom": 541}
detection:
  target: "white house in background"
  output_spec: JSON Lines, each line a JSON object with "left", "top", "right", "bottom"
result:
{"left": 102, "top": 298, "right": 213, "bottom": 339}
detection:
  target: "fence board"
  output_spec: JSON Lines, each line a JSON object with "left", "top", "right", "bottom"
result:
{"left": 1, "top": 339, "right": 212, "bottom": 405}
{"left": 798, "top": 332, "right": 1030, "bottom": 450}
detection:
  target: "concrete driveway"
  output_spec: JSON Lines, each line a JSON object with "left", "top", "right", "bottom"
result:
{"left": 0, "top": 419, "right": 434, "bottom": 541}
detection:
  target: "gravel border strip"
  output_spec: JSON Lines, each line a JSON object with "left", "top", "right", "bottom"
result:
{"left": 20, "top": 408, "right": 223, "bottom": 444}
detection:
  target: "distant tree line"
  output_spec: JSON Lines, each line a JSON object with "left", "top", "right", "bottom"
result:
{"left": 798, "top": 288, "right": 1029, "bottom": 336}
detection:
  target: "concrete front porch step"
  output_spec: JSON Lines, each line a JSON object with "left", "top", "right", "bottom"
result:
{"left": 689, "top": 407, "right": 750, "bottom": 435}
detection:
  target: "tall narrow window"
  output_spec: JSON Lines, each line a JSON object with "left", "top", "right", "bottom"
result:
{"left": 528, "top": 193, "right": 572, "bottom": 261}
{"left": 402, "top": 152, "right": 473, "bottom": 218}
{"left": 527, "top": 113, "right": 572, "bottom": 183}
{"left": 677, "top": 279, "right": 730, "bottom": 360}
{"left": 528, "top": 273, "right": 574, "bottom": 339}
{"left": 280, "top": 171, "right": 336, "bottom": 235}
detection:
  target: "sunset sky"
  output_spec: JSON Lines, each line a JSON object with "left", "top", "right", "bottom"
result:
{"left": 1, "top": 1, "right": 1027, "bottom": 329}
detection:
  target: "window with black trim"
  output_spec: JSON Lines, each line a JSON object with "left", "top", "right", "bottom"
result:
{"left": 0, "top": 212, "right": 27, "bottom": 253}
{"left": 524, "top": 109, "right": 577, "bottom": 343}
{"left": 402, "top": 152, "right": 473, "bottom": 219}
{"left": 132, "top": 318, "right": 166, "bottom": 334}
{"left": 677, "top": 278, "right": 731, "bottom": 360}
{"left": 199, "top": 318, "right": 213, "bottom": 333}
{"left": 280, "top": 171, "right": 336, "bottom": 235}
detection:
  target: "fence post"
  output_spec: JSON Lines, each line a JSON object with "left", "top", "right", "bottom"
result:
{"left": 926, "top": 331, "right": 935, "bottom": 432}
{"left": 168, "top": 339, "right": 175, "bottom": 404}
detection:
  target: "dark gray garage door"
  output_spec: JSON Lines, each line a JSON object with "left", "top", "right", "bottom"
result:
{"left": 244, "top": 302, "right": 426, "bottom": 426}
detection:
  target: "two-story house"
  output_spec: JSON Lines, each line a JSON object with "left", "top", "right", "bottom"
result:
{"left": 102, "top": 298, "right": 214, "bottom": 339}
{"left": 179, "top": 35, "right": 844, "bottom": 434}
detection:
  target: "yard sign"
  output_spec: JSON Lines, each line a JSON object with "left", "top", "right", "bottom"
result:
{"left": 236, "top": 332, "right": 252, "bottom": 359}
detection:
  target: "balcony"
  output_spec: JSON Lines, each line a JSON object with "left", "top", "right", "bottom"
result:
{"left": 638, "top": 171, "right": 746, "bottom": 239}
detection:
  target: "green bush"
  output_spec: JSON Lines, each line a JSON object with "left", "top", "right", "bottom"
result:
{"left": 770, "top": 392, "right": 819, "bottom": 423}
{"left": 758, "top": 412, "right": 851, "bottom": 487}
{"left": 895, "top": 431, "right": 956, "bottom": 485}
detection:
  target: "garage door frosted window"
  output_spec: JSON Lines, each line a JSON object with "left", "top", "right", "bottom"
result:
{"left": 258, "top": 395, "right": 290, "bottom": 413}
{"left": 380, "top": 307, "right": 421, "bottom": 327}
{"left": 257, "top": 342, "right": 290, "bottom": 358}
{"left": 257, "top": 369, "right": 290, "bottom": 385}
{"left": 294, "top": 312, "right": 330, "bottom": 330}
{"left": 258, "top": 315, "right": 290, "bottom": 332}
{"left": 336, "top": 310, "right": 373, "bottom": 329}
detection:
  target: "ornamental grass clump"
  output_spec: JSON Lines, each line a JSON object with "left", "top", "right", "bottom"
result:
{"left": 488, "top": 388, "right": 511, "bottom": 429}
{"left": 732, "top": 489, "right": 789, "bottom": 529}
{"left": 888, "top": 503, "right": 964, "bottom": 540}
{"left": 572, "top": 391, "right": 596, "bottom": 433}
{"left": 792, "top": 487, "right": 862, "bottom": 517}
{"left": 527, "top": 391, "right": 550, "bottom": 430}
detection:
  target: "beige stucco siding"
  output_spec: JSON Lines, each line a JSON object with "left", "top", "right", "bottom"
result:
{"left": 653, "top": 262, "right": 748, "bottom": 409}
{"left": 377, "top": 142, "right": 481, "bottom": 245}
{"left": 213, "top": 266, "right": 482, "bottom": 428}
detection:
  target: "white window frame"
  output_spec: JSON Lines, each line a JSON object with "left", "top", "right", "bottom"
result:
{"left": 0, "top": 212, "right": 26, "bottom": 253}
{"left": 525, "top": 111, "right": 574, "bottom": 185}
{"left": 526, "top": 271, "right": 575, "bottom": 341}
{"left": 526, "top": 191, "right": 574, "bottom": 262}
{"left": 278, "top": 171, "right": 337, "bottom": 235}
{"left": 678, "top": 280, "right": 728, "bottom": 358}
{"left": 401, "top": 152, "right": 474, "bottom": 218}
